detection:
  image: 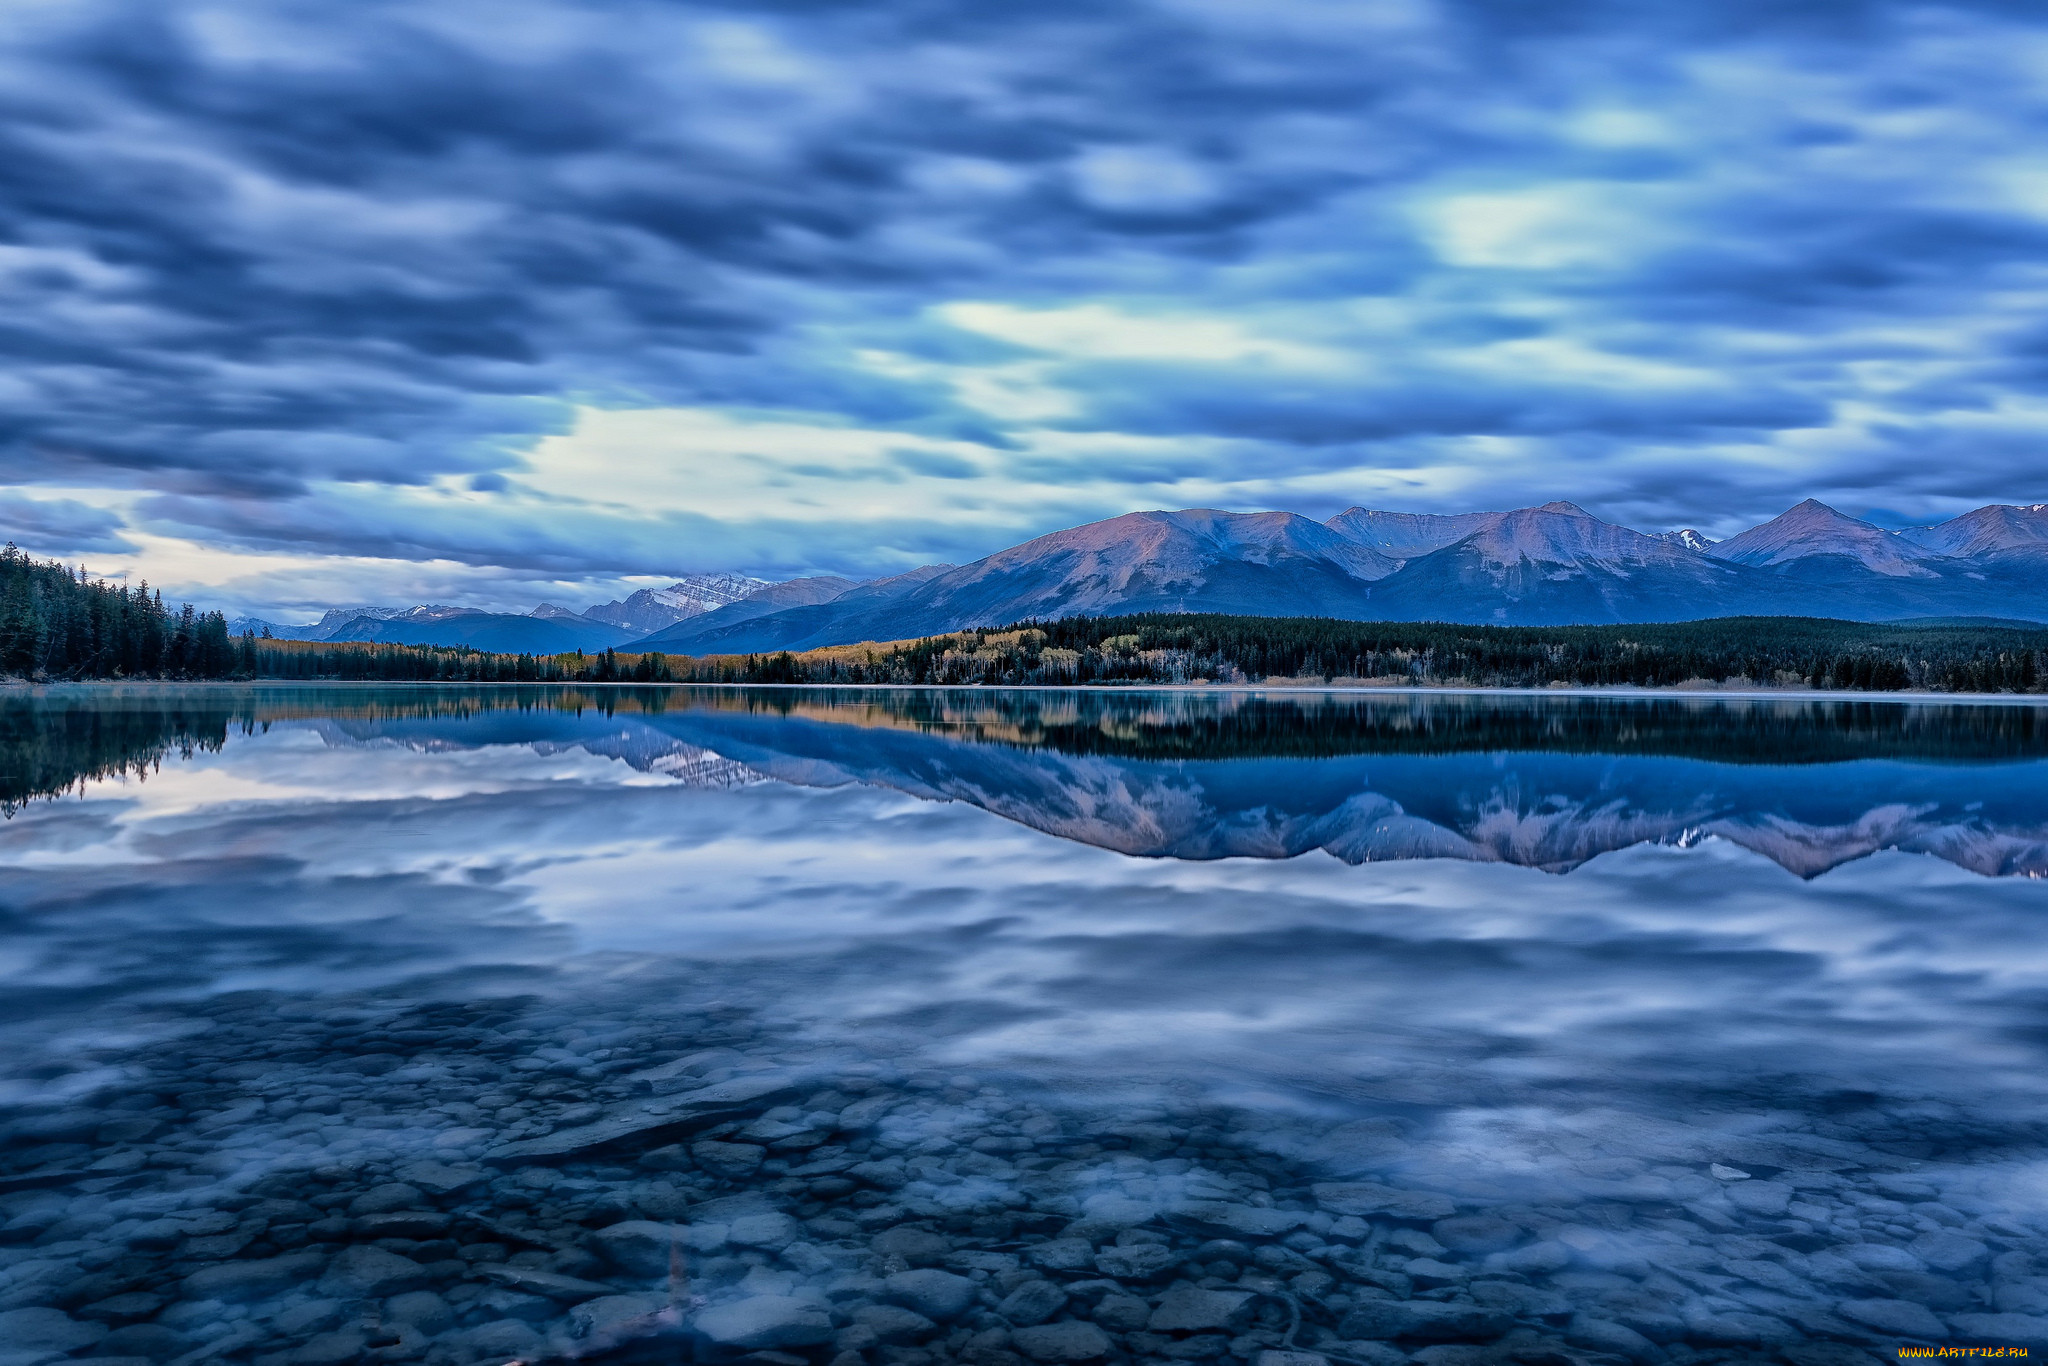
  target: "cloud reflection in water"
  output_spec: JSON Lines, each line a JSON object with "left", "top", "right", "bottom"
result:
{"left": 2, "top": 686, "right": 2047, "bottom": 1231}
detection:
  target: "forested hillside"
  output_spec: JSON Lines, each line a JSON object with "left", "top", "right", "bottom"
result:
{"left": 691, "top": 614, "right": 2048, "bottom": 693}
{"left": 0, "top": 546, "right": 235, "bottom": 678}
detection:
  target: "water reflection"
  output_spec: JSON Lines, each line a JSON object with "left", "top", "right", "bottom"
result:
{"left": 1, "top": 685, "right": 2046, "bottom": 1362}
{"left": 16, "top": 685, "right": 2040, "bottom": 877}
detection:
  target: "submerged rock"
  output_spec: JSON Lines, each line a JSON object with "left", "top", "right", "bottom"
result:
{"left": 884, "top": 1268, "right": 978, "bottom": 1321}
{"left": 1837, "top": 1298, "right": 1948, "bottom": 1339}
{"left": 316, "top": 1245, "right": 430, "bottom": 1299}
{"left": 463, "top": 1318, "right": 547, "bottom": 1358}
{"left": 474, "top": 1265, "right": 620, "bottom": 1300}
{"left": 1012, "top": 1320, "right": 1112, "bottom": 1361}
{"left": 1311, "top": 1182, "right": 1456, "bottom": 1221}
{"left": 1565, "top": 1315, "right": 1659, "bottom": 1363}
{"left": 1338, "top": 1300, "right": 1515, "bottom": 1342}
{"left": 998, "top": 1279, "right": 1068, "bottom": 1326}
{"left": 1951, "top": 1312, "right": 2048, "bottom": 1344}
{"left": 484, "top": 1073, "right": 805, "bottom": 1163}
{"left": 1170, "top": 1201, "right": 1310, "bottom": 1239}
{"left": 1149, "top": 1285, "right": 1255, "bottom": 1333}
{"left": 872, "top": 1225, "right": 952, "bottom": 1265}
{"left": 182, "top": 1252, "right": 328, "bottom": 1303}
{"left": 853, "top": 1302, "right": 939, "bottom": 1343}
{"left": 0, "top": 1306, "right": 106, "bottom": 1356}
{"left": 694, "top": 1294, "right": 835, "bottom": 1348}
{"left": 591, "top": 1219, "right": 693, "bottom": 1276}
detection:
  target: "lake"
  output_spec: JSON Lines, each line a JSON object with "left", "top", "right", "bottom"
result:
{"left": 2, "top": 684, "right": 2046, "bottom": 1366}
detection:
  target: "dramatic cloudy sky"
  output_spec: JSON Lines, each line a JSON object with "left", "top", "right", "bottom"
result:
{"left": 3, "top": 0, "right": 2046, "bottom": 616}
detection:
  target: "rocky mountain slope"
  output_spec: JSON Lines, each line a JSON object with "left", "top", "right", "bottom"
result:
{"left": 637, "top": 511, "right": 1403, "bottom": 655}
{"left": 1709, "top": 500, "right": 1948, "bottom": 577}
{"left": 637, "top": 500, "right": 2048, "bottom": 653}
{"left": 580, "top": 573, "right": 774, "bottom": 634}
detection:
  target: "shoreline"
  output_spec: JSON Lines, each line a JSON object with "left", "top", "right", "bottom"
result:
{"left": 8, "top": 677, "right": 2048, "bottom": 707}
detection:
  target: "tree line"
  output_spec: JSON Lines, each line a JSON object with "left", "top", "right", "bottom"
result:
{"left": 0, "top": 546, "right": 685, "bottom": 683}
{"left": 692, "top": 614, "right": 2048, "bottom": 693}
{"left": 0, "top": 545, "right": 236, "bottom": 679}
{"left": 2, "top": 538, "right": 2043, "bottom": 694}
{"left": 245, "top": 640, "right": 680, "bottom": 682}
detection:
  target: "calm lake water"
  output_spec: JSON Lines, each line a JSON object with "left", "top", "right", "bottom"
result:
{"left": 3, "top": 684, "right": 2047, "bottom": 1366}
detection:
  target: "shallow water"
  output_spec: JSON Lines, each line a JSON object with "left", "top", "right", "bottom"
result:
{"left": 3, "top": 684, "right": 2047, "bottom": 1366}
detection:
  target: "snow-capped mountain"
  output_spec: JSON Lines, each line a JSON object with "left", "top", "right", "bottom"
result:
{"left": 581, "top": 573, "right": 772, "bottom": 633}
{"left": 225, "top": 616, "right": 297, "bottom": 638}
{"left": 1897, "top": 503, "right": 2048, "bottom": 558}
{"left": 234, "top": 605, "right": 465, "bottom": 642}
{"left": 306, "top": 605, "right": 406, "bottom": 638}
{"left": 634, "top": 497, "right": 2048, "bottom": 653}
{"left": 270, "top": 575, "right": 863, "bottom": 653}
{"left": 604, "top": 574, "right": 863, "bottom": 646}
{"left": 257, "top": 497, "right": 2048, "bottom": 658}
{"left": 1656, "top": 529, "right": 1715, "bottom": 552}
{"left": 529, "top": 602, "right": 589, "bottom": 622}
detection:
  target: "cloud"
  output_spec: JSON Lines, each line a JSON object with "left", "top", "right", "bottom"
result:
{"left": 0, "top": 494, "right": 136, "bottom": 556}
{"left": 1070, "top": 146, "right": 1223, "bottom": 215}
{"left": 1413, "top": 185, "right": 1667, "bottom": 270}
{"left": 0, "top": 0, "right": 2043, "bottom": 611}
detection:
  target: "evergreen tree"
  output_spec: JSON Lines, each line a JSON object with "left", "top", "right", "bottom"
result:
{"left": 0, "top": 546, "right": 238, "bottom": 680}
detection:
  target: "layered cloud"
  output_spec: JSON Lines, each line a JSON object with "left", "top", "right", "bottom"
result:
{"left": 1, "top": 0, "right": 2045, "bottom": 613}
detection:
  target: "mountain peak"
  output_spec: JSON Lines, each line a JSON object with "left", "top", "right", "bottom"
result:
{"left": 1655, "top": 529, "right": 1715, "bottom": 552}
{"left": 989, "top": 507, "right": 1400, "bottom": 586}
{"left": 1461, "top": 504, "right": 1687, "bottom": 568}
{"left": 312, "top": 605, "right": 401, "bottom": 630}
{"left": 1897, "top": 503, "right": 2048, "bottom": 557}
{"left": 1325, "top": 507, "right": 1501, "bottom": 557}
{"left": 583, "top": 572, "right": 775, "bottom": 632}
{"left": 1710, "top": 501, "right": 1941, "bottom": 577}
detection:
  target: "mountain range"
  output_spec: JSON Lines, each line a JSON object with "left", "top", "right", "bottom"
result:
{"left": 231, "top": 572, "right": 861, "bottom": 653}
{"left": 567, "top": 572, "right": 770, "bottom": 634}
{"left": 632, "top": 498, "right": 2048, "bottom": 655}
{"left": 242, "top": 498, "right": 2048, "bottom": 654}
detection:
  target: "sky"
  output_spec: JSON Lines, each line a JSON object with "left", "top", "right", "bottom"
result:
{"left": 3, "top": 0, "right": 2047, "bottom": 619}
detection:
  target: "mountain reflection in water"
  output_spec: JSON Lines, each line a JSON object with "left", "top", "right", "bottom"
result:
{"left": 4, "top": 685, "right": 2048, "bottom": 1361}
{"left": 14, "top": 684, "right": 2040, "bottom": 877}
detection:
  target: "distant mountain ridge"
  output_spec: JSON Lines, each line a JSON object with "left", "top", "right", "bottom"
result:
{"left": 250, "top": 500, "right": 2048, "bottom": 655}
{"left": 296, "top": 604, "right": 639, "bottom": 655}
{"left": 248, "top": 573, "right": 865, "bottom": 653}
{"left": 1898, "top": 503, "right": 2048, "bottom": 557}
{"left": 579, "top": 572, "right": 771, "bottom": 634}
{"left": 630, "top": 499, "right": 2048, "bottom": 654}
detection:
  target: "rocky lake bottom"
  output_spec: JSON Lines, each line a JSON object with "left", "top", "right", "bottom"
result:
{"left": 4, "top": 686, "right": 2048, "bottom": 1366}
